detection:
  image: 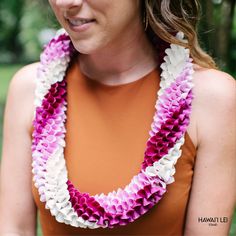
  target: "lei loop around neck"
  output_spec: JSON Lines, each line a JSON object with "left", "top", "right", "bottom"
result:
{"left": 32, "top": 29, "right": 194, "bottom": 229}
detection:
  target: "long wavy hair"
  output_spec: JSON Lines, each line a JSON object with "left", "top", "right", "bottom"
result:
{"left": 143, "top": 0, "right": 217, "bottom": 69}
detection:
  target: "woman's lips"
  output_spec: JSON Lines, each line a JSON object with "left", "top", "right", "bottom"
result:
{"left": 66, "top": 18, "right": 96, "bottom": 32}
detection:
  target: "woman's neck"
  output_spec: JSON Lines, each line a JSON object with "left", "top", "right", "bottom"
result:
{"left": 78, "top": 30, "right": 157, "bottom": 86}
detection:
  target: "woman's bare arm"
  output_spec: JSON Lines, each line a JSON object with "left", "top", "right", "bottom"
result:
{"left": 0, "top": 64, "right": 39, "bottom": 235}
{"left": 184, "top": 69, "right": 236, "bottom": 235}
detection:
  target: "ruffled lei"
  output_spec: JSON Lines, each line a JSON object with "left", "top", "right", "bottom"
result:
{"left": 31, "top": 29, "right": 194, "bottom": 229}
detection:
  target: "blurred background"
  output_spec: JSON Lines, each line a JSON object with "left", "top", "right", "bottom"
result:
{"left": 0, "top": 0, "right": 235, "bottom": 235}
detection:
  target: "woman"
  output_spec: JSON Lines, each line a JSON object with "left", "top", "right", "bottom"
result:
{"left": 0, "top": 0, "right": 235, "bottom": 235}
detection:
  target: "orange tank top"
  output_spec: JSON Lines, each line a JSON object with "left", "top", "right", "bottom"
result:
{"left": 32, "top": 61, "right": 196, "bottom": 235}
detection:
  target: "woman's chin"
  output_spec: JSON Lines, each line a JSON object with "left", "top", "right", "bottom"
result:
{"left": 71, "top": 38, "right": 106, "bottom": 55}
{"left": 72, "top": 40, "right": 98, "bottom": 54}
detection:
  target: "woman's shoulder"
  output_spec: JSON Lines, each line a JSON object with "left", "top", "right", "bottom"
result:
{"left": 193, "top": 64, "right": 235, "bottom": 89}
{"left": 6, "top": 62, "right": 40, "bottom": 132}
{"left": 8, "top": 62, "right": 40, "bottom": 104}
{"left": 192, "top": 65, "right": 235, "bottom": 110}
{"left": 10, "top": 62, "right": 39, "bottom": 89}
{"left": 184, "top": 66, "right": 236, "bottom": 236}
{"left": 191, "top": 65, "right": 235, "bottom": 145}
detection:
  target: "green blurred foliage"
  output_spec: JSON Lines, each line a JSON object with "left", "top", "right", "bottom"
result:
{"left": 19, "top": 0, "right": 59, "bottom": 62}
{"left": 229, "top": 9, "right": 236, "bottom": 76}
{"left": 0, "top": 0, "right": 24, "bottom": 61}
{"left": 0, "top": 0, "right": 59, "bottom": 63}
{"left": 199, "top": 0, "right": 236, "bottom": 76}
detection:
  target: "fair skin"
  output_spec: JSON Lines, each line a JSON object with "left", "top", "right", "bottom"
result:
{"left": 0, "top": 0, "right": 235, "bottom": 235}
